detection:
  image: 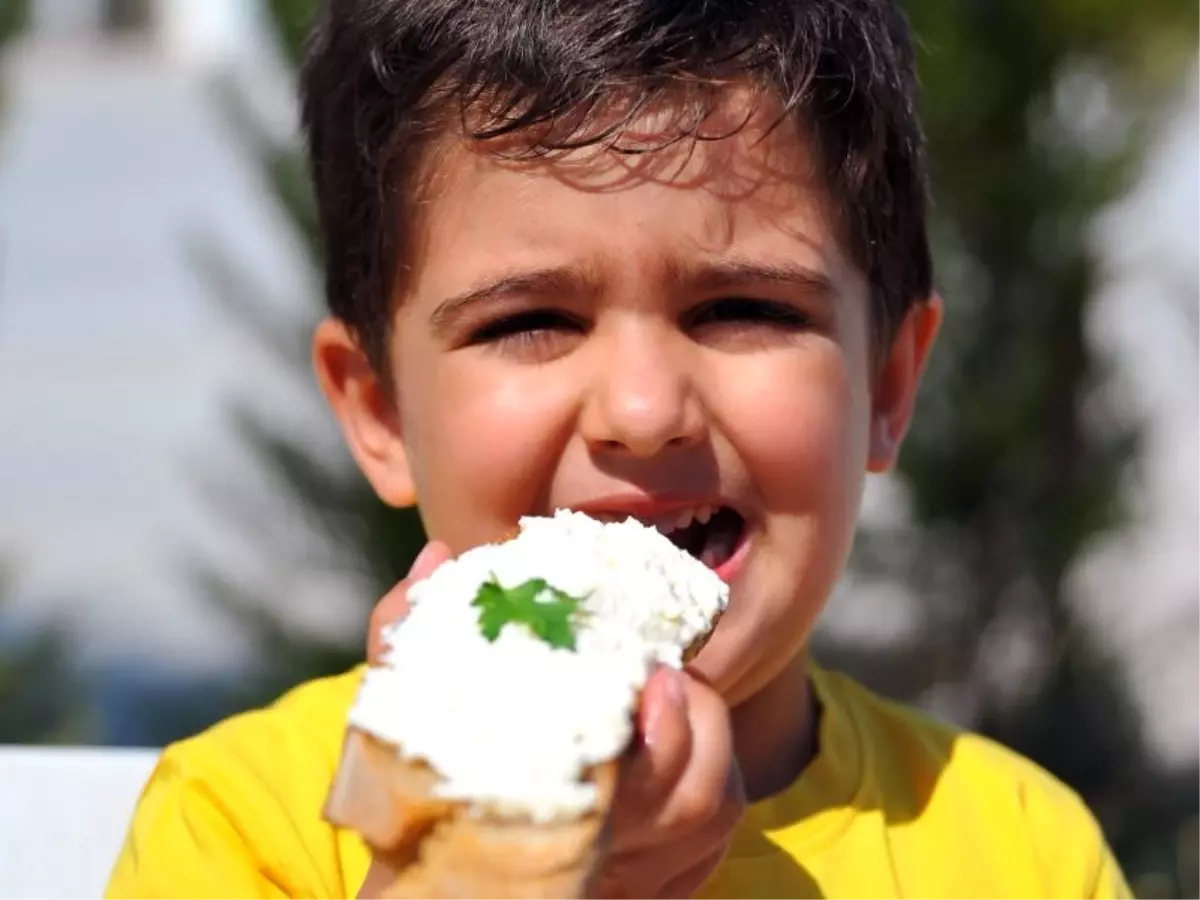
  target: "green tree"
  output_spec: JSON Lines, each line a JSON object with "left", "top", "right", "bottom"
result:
{"left": 198, "top": 1, "right": 1197, "bottom": 893}
{"left": 0, "top": 566, "right": 93, "bottom": 744}
{"left": 101, "top": 0, "right": 154, "bottom": 34}
{"left": 0, "top": 0, "right": 27, "bottom": 49}
{"left": 0, "top": 0, "right": 28, "bottom": 115}
{"left": 188, "top": 0, "right": 425, "bottom": 710}
{"left": 817, "top": 4, "right": 1199, "bottom": 894}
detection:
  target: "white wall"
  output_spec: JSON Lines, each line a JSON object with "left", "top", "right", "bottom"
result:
{"left": 0, "top": 747, "right": 160, "bottom": 899}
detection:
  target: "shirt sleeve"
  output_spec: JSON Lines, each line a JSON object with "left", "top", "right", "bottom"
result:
{"left": 1088, "top": 841, "right": 1134, "bottom": 900}
{"left": 1016, "top": 766, "right": 1134, "bottom": 900}
{"left": 105, "top": 749, "right": 291, "bottom": 899}
{"left": 104, "top": 693, "right": 356, "bottom": 899}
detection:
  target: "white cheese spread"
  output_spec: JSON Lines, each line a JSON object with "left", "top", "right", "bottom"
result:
{"left": 347, "top": 509, "right": 729, "bottom": 821}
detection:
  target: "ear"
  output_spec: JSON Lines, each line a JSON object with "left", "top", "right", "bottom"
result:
{"left": 868, "top": 294, "right": 943, "bottom": 473}
{"left": 312, "top": 318, "right": 417, "bottom": 507}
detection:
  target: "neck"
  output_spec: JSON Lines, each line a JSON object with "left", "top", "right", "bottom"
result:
{"left": 730, "top": 650, "right": 819, "bottom": 803}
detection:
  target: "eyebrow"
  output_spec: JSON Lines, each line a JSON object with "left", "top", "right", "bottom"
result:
{"left": 668, "top": 256, "right": 836, "bottom": 302}
{"left": 429, "top": 266, "right": 597, "bottom": 337}
{"left": 428, "top": 256, "right": 836, "bottom": 335}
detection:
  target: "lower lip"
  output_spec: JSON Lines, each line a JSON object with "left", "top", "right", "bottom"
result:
{"left": 713, "top": 527, "right": 751, "bottom": 584}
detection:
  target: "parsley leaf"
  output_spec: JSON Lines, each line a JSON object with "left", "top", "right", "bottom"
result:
{"left": 471, "top": 577, "right": 583, "bottom": 651}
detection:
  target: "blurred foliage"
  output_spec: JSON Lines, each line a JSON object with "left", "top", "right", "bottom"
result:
{"left": 0, "top": 0, "right": 27, "bottom": 50}
{"left": 0, "top": 0, "right": 27, "bottom": 117}
{"left": 262, "top": 0, "right": 316, "bottom": 71}
{"left": 101, "top": 0, "right": 154, "bottom": 34}
{"left": 0, "top": 565, "right": 95, "bottom": 745}
{"left": 194, "top": 0, "right": 1198, "bottom": 895}
{"left": 828, "top": 3, "right": 1199, "bottom": 896}
{"left": 187, "top": 0, "right": 425, "bottom": 708}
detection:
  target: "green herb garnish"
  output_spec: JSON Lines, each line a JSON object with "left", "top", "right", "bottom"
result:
{"left": 471, "top": 577, "right": 583, "bottom": 650}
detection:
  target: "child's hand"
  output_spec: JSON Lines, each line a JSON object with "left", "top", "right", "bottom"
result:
{"left": 595, "top": 666, "right": 745, "bottom": 898}
{"left": 365, "top": 541, "right": 454, "bottom": 663}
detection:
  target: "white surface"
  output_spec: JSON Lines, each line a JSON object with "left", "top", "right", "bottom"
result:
{"left": 0, "top": 746, "right": 159, "bottom": 899}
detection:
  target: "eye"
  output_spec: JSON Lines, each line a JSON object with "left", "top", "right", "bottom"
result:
{"left": 467, "top": 309, "right": 586, "bottom": 358}
{"left": 685, "top": 297, "right": 812, "bottom": 342}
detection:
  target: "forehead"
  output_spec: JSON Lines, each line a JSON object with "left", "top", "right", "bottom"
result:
{"left": 403, "top": 91, "right": 855, "bottom": 301}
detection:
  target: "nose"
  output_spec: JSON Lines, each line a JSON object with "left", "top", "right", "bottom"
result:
{"left": 579, "top": 323, "right": 707, "bottom": 458}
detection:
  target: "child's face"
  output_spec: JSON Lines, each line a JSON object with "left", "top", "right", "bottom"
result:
{"left": 316, "top": 98, "right": 940, "bottom": 706}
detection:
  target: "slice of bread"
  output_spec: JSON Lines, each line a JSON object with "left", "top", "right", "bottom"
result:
{"left": 324, "top": 511, "right": 729, "bottom": 898}
{"left": 325, "top": 728, "right": 616, "bottom": 899}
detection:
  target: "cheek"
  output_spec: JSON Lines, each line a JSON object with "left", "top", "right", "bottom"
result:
{"left": 701, "top": 349, "right": 871, "bottom": 702}
{"left": 402, "top": 360, "right": 578, "bottom": 548}
{"left": 720, "top": 347, "right": 871, "bottom": 515}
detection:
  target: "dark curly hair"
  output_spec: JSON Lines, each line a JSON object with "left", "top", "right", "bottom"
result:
{"left": 299, "top": 0, "right": 933, "bottom": 370}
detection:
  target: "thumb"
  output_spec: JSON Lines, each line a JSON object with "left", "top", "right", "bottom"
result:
{"left": 367, "top": 540, "right": 452, "bottom": 664}
{"left": 616, "top": 666, "right": 692, "bottom": 822}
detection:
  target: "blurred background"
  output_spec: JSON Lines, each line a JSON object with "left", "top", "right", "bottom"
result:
{"left": 0, "top": 0, "right": 1195, "bottom": 894}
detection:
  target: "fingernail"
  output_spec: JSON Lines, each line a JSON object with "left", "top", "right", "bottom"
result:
{"left": 663, "top": 667, "right": 687, "bottom": 709}
{"left": 643, "top": 668, "right": 687, "bottom": 749}
{"left": 409, "top": 543, "right": 437, "bottom": 576}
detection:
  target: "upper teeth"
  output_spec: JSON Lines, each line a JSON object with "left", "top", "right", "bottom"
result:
{"left": 654, "top": 505, "right": 715, "bottom": 535}
{"left": 581, "top": 505, "right": 718, "bottom": 534}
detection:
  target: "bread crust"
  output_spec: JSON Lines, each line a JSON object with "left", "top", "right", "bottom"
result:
{"left": 325, "top": 729, "right": 616, "bottom": 898}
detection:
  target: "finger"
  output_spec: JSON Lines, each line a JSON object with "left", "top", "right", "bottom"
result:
{"left": 656, "top": 843, "right": 730, "bottom": 899}
{"left": 613, "top": 666, "right": 692, "bottom": 826}
{"left": 596, "top": 821, "right": 733, "bottom": 899}
{"left": 367, "top": 540, "right": 452, "bottom": 663}
{"left": 355, "top": 859, "right": 397, "bottom": 899}
{"left": 620, "top": 673, "right": 741, "bottom": 849}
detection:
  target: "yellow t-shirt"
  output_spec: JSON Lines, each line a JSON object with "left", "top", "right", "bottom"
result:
{"left": 105, "top": 664, "right": 1130, "bottom": 899}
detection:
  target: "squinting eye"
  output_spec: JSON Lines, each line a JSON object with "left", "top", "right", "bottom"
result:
{"left": 686, "top": 297, "right": 812, "bottom": 331}
{"left": 467, "top": 310, "right": 585, "bottom": 357}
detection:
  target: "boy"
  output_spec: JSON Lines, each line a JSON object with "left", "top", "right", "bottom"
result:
{"left": 106, "top": 0, "right": 1132, "bottom": 897}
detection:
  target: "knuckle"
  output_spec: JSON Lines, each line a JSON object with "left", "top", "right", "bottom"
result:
{"left": 676, "top": 784, "right": 723, "bottom": 826}
{"left": 675, "top": 845, "right": 730, "bottom": 895}
{"left": 595, "top": 856, "right": 651, "bottom": 900}
{"left": 684, "top": 673, "right": 727, "bottom": 718}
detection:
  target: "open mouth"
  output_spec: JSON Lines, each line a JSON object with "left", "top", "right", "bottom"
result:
{"left": 593, "top": 505, "right": 747, "bottom": 570}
